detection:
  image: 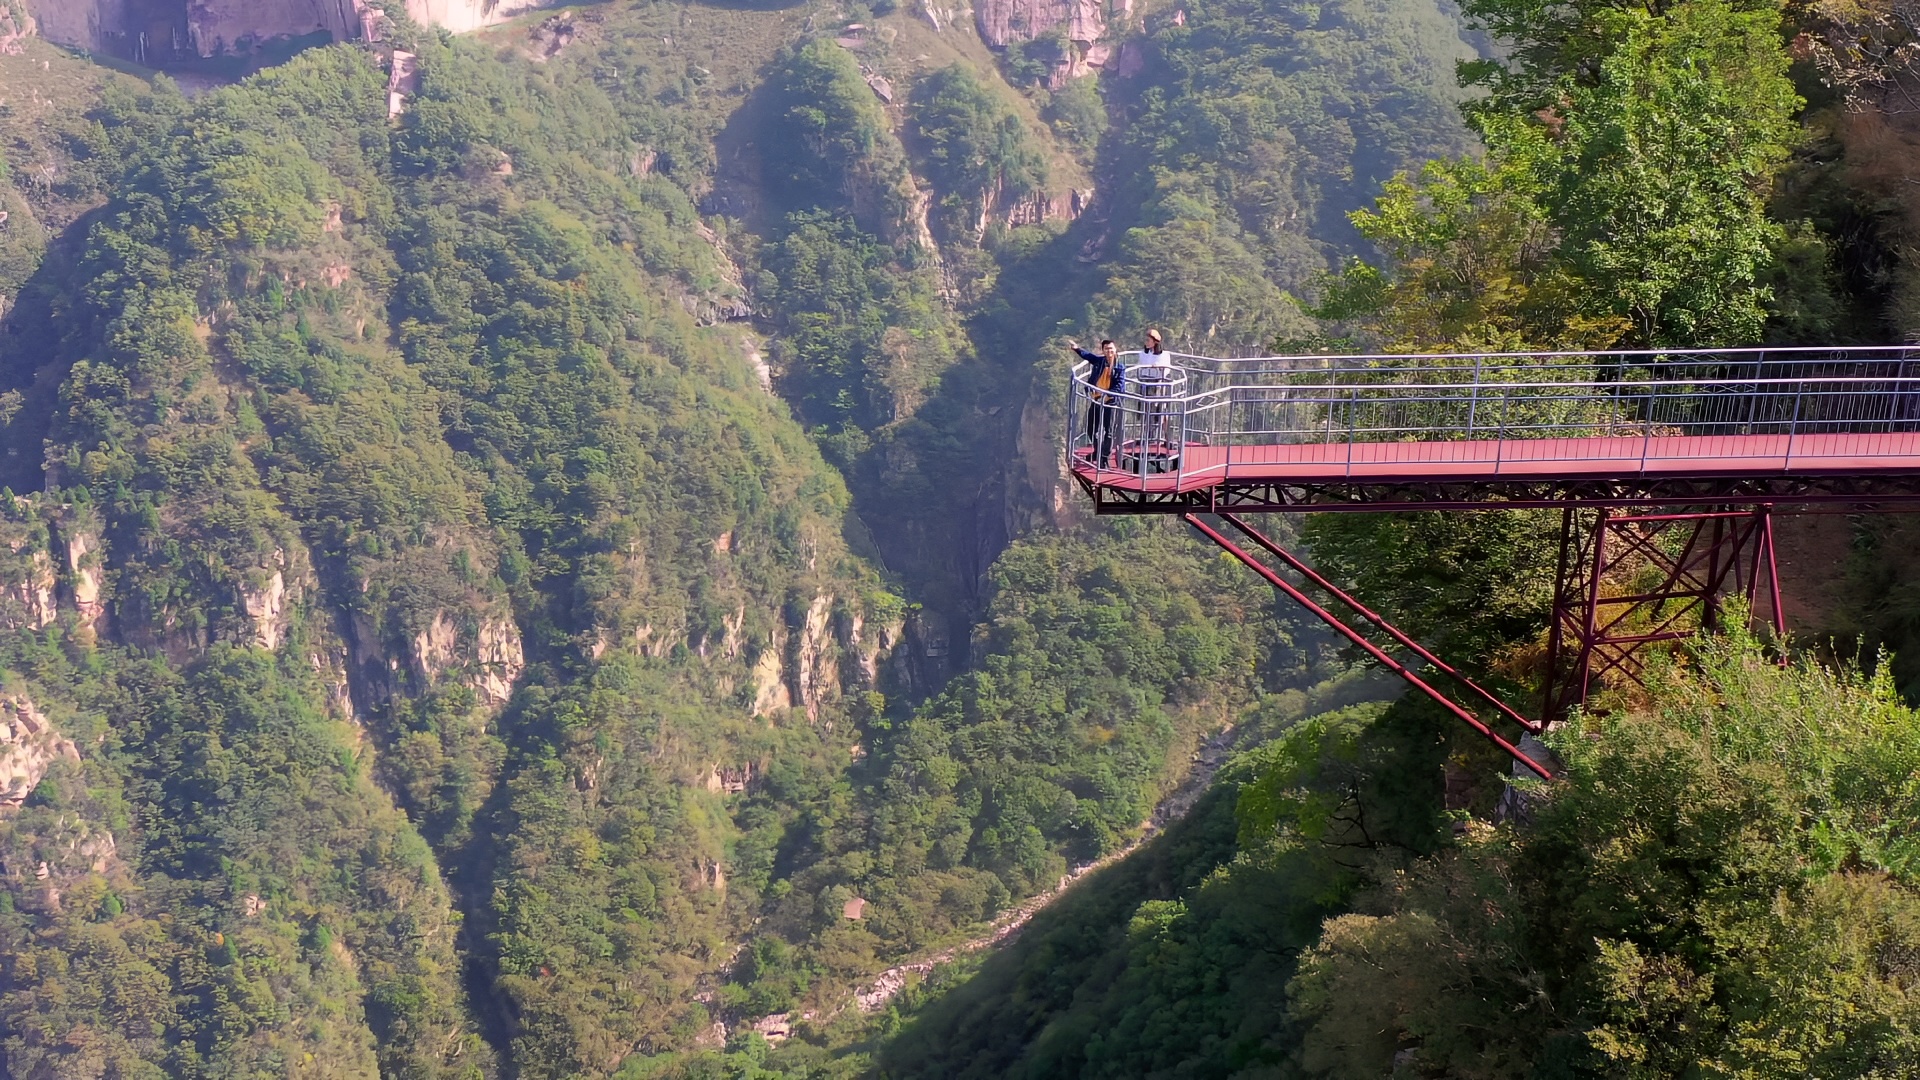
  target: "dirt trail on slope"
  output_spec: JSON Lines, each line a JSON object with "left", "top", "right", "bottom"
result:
{"left": 849, "top": 723, "right": 1243, "bottom": 1013}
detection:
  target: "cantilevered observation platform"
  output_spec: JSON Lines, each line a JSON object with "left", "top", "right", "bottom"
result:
{"left": 1069, "top": 347, "right": 1920, "bottom": 777}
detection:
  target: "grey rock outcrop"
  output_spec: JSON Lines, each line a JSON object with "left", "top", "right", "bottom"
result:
{"left": 0, "top": 696, "right": 77, "bottom": 809}
{"left": 62, "top": 527, "right": 105, "bottom": 637}
{"left": 25, "top": 0, "right": 564, "bottom": 66}
{"left": 240, "top": 552, "right": 291, "bottom": 651}
{"left": 405, "top": 611, "right": 523, "bottom": 707}
{"left": 0, "top": 545, "right": 56, "bottom": 633}
{"left": 976, "top": 0, "right": 1105, "bottom": 48}
{"left": 402, "top": 0, "right": 554, "bottom": 33}
{"left": 30, "top": 0, "right": 371, "bottom": 64}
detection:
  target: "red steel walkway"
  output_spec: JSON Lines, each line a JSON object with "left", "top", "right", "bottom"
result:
{"left": 1075, "top": 432, "right": 1920, "bottom": 493}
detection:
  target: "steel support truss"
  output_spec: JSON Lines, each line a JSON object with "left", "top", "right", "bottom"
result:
{"left": 1183, "top": 513, "right": 1556, "bottom": 779}
{"left": 1542, "top": 505, "right": 1786, "bottom": 724}
{"left": 1183, "top": 506, "right": 1793, "bottom": 781}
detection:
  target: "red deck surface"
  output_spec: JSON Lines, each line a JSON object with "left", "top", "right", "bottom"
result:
{"left": 1074, "top": 432, "right": 1920, "bottom": 494}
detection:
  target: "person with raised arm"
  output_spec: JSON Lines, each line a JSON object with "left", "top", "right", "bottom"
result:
{"left": 1069, "top": 338, "right": 1126, "bottom": 469}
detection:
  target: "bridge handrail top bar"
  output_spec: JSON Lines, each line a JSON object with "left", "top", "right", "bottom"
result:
{"left": 1180, "top": 375, "right": 1920, "bottom": 395}
{"left": 1071, "top": 366, "right": 1920, "bottom": 407}
{"left": 1157, "top": 344, "right": 1920, "bottom": 365}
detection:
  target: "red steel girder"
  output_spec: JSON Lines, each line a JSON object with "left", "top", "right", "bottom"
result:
{"left": 1080, "top": 470, "right": 1920, "bottom": 515}
{"left": 1183, "top": 513, "right": 1553, "bottom": 779}
{"left": 1218, "top": 514, "right": 1542, "bottom": 735}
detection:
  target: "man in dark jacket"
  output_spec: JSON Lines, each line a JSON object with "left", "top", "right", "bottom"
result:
{"left": 1070, "top": 339, "right": 1126, "bottom": 469}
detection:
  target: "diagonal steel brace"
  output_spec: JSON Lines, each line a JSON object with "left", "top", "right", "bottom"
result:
{"left": 1218, "top": 514, "right": 1543, "bottom": 734}
{"left": 1184, "top": 513, "right": 1553, "bottom": 780}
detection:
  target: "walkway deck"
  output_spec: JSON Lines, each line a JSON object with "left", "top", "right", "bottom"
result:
{"left": 1073, "top": 432, "right": 1920, "bottom": 496}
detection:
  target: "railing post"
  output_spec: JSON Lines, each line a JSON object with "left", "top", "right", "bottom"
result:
{"left": 1176, "top": 393, "right": 1189, "bottom": 489}
{"left": 1346, "top": 386, "right": 1358, "bottom": 476}
{"left": 1786, "top": 379, "right": 1804, "bottom": 469}
{"left": 1495, "top": 381, "right": 1511, "bottom": 473}
{"left": 1135, "top": 390, "right": 1147, "bottom": 485}
{"left": 1066, "top": 374, "right": 1079, "bottom": 470}
{"left": 1225, "top": 392, "right": 1235, "bottom": 482}
{"left": 1467, "top": 354, "right": 1483, "bottom": 435}
{"left": 1898, "top": 352, "right": 1910, "bottom": 432}
{"left": 1641, "top": 382, "right": 1653, "bottom": 473}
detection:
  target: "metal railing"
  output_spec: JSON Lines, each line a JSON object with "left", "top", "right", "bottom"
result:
{"left": 1065, "top": 346, "right": 1920, "bottom": 487}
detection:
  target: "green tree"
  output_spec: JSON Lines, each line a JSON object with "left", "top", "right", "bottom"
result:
{"left": 1327, "top": 0, "right": 1802, "bottom": 348}
{"left": 1291, "top": 637, "right": 1920, "bottom": 1077}
{"left": 764, "top": 40, "right": 914, "bottom": 229}
{"left": 912, "top": 65, "right": 1048, "bottom": 237}
{"left": 1540, "top": 0, "right": 1801, "bottom": 346}
{"left": 1314, "top": 153, "right": 1617, "bottom": 350}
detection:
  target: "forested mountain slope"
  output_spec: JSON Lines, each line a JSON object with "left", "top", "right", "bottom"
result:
{"left": 0, "top": 0, "right": 1478, "bottom": 1075}
{"left": 4, "top": 0, "right": 1920, "bottom": 1075}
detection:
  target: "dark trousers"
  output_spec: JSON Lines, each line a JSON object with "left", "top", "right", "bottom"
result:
{"left": 1086, "top": 401, "right": 1118, "bottom": 467}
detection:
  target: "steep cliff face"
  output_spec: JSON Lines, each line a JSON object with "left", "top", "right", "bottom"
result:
{"left": 403, "top": 0, "right": 555, "bottom": 33}
{"left": 973, "top": 0, "right": 1129, "bottom": 87}
{"left": 975, "top": 0, "right": 1106, "bottom": 47}
{"left": 0, "top": 696, "right": 76, "bottom": 808}
{"left": 187, "top": 0, "right": 366, "bottom": 56}
{"left": 25, "top": 0, "right": 559, "bottom": 64}
{"left": 729, "top": 592, "right": 905, "bottom": 720}
{"left": 20, "top": 0, "right": 97, "bottom": 54}
{"left": 28, "top": 0, "right": 366, "bottom": 64}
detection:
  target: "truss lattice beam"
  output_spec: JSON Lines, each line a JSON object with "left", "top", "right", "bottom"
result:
{"left": 1543, "top": 506, "right": 1785, "bottom": 722}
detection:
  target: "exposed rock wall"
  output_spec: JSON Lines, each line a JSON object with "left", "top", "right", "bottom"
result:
{"left": 0, "top": 696, "right": 77, "bottom": 808}
{"left": 985, "top": 186, "right": 1093, "bottom": 234}
{"left": 791, "top": 594, "right": 835, "bottom": 722}
{"left": 976, "top": 0, "right": 1105, "bottom": 48}
{"left": 750, "top": 643, "right": 790, "bottom": 716}
{"left": 973, "top": 0, "right": 1131, "bottom": 87}
{"left": 1010, "top": 376, "right": 1072, "bottom": 535}
{"left": 336, "top": 549, "right": 526, "bottom": 723}
{"left": 25, "top": 0, "right": 100, "bottom": 52}
{"left": 28, "top": 0, "right": 368, "bottom": 63}
{"left": 0, "top": 540, "right": 55, "bottom": 632}
{"left": 473, "top": 617, "right": 524, "bottom": 707}
{"left": 402, "top": 0, "right": 554, "bottom": 33}
{"left": 404, "top": 611, "right": 525, "bottom": 707}
{"left": 186, "top": 0, "right": 365, "bottom": 57}
{"left": 61, "top": 525, "right": 105, "bottom": 636}
{"left": 25, "top": 0, "right": 563, "bottom": 63}
{"left": 240, "top": 553, "right": 291, "bottom": 651}
{"left": 705, "top": 593, "right": 904, "bottom": 720}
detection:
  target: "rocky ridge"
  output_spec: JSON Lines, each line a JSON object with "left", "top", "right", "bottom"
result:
{"left": 23, "top": 0, "right": 564, "bottom": 67}
{"left": 0, "top": 695, "right": 76, "bottom": 809}
{"left": 973, "top": 0, "right": 1132, "bottom": 85}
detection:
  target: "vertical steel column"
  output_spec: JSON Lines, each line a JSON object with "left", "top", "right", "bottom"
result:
{"left": 1541, "top": 505, "right": 1583, "bottom": 724}
{"left": 1545, "top": 505, "right": 1789, "bottom": 725}
{"left": 1700, "top": 514, "right": 1728, "bottom": 633}
{"left": 1748, "top": 505, "right": 1786, "bottom": 640}
{"left": 1763, "top": 510, "right": 1786, "bottom": 639}
{"left": 1575, "top": 507, "right": 1609, "bottom": 710}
